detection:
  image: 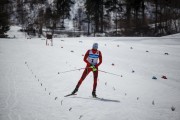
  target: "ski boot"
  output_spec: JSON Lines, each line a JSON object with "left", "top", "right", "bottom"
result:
{"left": 72, "top": 87, "right": 78, "bottom": 94}
{"left": 92, "top": 91, "right": 97, "bottom": 98}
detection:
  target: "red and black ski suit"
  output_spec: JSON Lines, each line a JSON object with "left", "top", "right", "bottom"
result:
{"left": 75, "top": 49, "right": 102, "bottom": 92}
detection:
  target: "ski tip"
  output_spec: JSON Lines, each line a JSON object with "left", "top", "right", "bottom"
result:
{"left": 64, "top": 93, "right": 77, "bottom": 97}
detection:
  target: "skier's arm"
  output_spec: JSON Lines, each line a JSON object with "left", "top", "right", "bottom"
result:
{"left": 84, "top": 50, "right": 91, "bottom": 66}
{"left": 96, "top": 51, "right": 102, "bottom": 67}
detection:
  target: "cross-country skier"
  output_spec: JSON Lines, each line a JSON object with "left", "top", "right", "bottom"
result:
{"left": 71, "top": 43, "right": 102, "bottom": 97}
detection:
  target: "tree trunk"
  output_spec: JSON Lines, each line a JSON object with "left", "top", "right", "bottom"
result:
{"left": 87, "top": 15, "right": 90, "bottom": 36}
{"left": 100, "top": 0, "right": 103, "bottom": 33}
{"left": 142, "top": 0, "right": 145, "bottom": 25}
{"left": 126, "top": 4, "right": 131, "bottom": 28}
{"left": 155, "top": 0, "right": 158, "bottom": 33}
{"left": 95, "top": 1, "right": 99, "bottom": 33}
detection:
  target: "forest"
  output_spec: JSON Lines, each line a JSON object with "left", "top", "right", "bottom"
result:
{"left": 0, "top": 0, "right": 180, "bottom": 37}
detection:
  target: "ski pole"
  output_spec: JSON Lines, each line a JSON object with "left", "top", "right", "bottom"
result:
{"left": 58, "top": 67, "right": 122, "bottom": 77}
{"left": 98, "top": 70, "right": 122, "bottom": 77}
{"left": 58, "top": 68, "right": 86, "bottom": 74}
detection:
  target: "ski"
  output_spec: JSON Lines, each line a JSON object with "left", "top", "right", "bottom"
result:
{"left": 64, "top": 93, "right": 77, "bottom": 97}
{"left": 90, "top": 96, "right": 120, "bottom": 102}
{"left": 91, "top": 96, "right": 103, "bottom": 100}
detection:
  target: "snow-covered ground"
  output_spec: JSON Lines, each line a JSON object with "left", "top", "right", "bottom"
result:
{"left": 0, "top": 26, "right": 180, "bottom": 120}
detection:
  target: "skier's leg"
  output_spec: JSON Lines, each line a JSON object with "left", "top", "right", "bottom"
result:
{"left": 77, "top": 68, "right": 91, "bottom": 88}
{"left": 92, "top": 70, "right": 98, "bottom": 97}
{"left": 72, "top": 68, "right": 91, "bottom": 94}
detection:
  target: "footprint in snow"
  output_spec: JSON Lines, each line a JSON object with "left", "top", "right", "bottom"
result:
{"left": 55, "top": 97, "right": 58, "bottom": 100}
{"left": 171, "top": 106, "right": 175, "bottom": 111}
{"left": 61, "top": 100, "right": 63, "bottom": 105}
{"left": 137, "top": 97, "right": 139, "bottom": 100}
{"left": 69, "top": 107, "right": 72, "bottom": 111}
{"left": 79, "top": 115, "right": 83, "bottom": 119}
{"left": 152, "top": 100, "right": 155, "bottom": 105}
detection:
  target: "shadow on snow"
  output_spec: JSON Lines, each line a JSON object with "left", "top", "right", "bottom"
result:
{"left": 68, "top": 96, "right": 120, "bottom": 103}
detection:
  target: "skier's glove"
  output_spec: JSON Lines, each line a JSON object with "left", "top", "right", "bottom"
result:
{"left": 90, "top": 65, "right": 97, "bottom": 72}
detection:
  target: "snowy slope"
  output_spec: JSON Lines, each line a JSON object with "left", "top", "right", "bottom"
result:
{"left": 0, "top": 26, "right": 180, "bottom": 120}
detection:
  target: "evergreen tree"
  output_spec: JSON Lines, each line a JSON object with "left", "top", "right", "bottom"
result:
{"left": 124, "top": 0, "right": 148, "bottom": 36}
{"left": 54, "top": 0, "right": 74, "bottom": 28}
{"left": 44, "top": 7, "right": 53, "bottom": 28}
{"left": 85, "top": 0, "right": 104, "bottom": 33}
{"left": 16, "top": 0, "right": 27, "bottom": 29}
{"left": 104, "top": 0, "right": 123, "bottom": 36}
{"left": 0, "top": 0, "right": 10, "bottom": 37}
